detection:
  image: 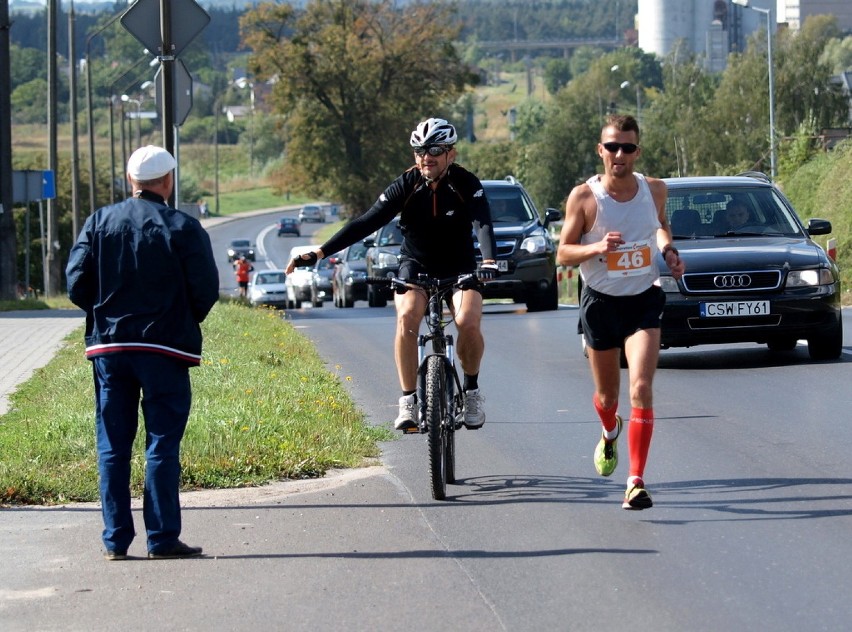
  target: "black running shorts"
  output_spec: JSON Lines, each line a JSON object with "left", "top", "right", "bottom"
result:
{"left": 580, "top": 285, "right": 665, "bottom": 351}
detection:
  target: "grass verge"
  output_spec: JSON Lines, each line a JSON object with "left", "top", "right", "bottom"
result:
{"left": 0, "top": 300, "right": 392, "bottom": 505}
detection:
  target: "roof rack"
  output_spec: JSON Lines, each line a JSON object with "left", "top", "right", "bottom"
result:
{"left": 735, "top": 171, "right": 771, "bottom": 183}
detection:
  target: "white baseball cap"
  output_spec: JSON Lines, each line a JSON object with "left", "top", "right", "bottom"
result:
{"left": 126, "top": 145, "right": 176, "bottom": 181}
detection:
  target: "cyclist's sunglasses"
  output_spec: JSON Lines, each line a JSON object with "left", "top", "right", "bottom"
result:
{"left": 413, "top": 145, "right": 452, "bottom": 157}
{"left": 602, "top": 142, "right": 639, "bottom": 154}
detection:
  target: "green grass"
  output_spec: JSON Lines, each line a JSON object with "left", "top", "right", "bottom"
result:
{"left": 214, "top": 187, "right": 313, "bottom": 216}
{"left": 0, "top": 300, "right": 392, "bottom": 505}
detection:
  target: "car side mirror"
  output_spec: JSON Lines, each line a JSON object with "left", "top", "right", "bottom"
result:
{"left": 806, "top": 218, "right": 832, "bottom": 236}
{"left": 363, "top": 238, "right": 375, "bottom": 248}
{"left": 543, "top": 207, "right": 562, "bottom": 228}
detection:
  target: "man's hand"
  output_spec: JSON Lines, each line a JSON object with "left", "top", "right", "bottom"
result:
{"left": 286, "top": 251, "right": 318, "bottom": 274}
{"left": 662, "top": 245, "right": 685, "bottom": 280}
{"left": 477, "top": 262, "right": 500, "bottom": 282}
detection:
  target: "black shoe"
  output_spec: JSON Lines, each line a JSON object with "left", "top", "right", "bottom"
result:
{"left": 103, "top": 550, "right": 127, "bottom": 561}
{"left": 148, "top": 540, "right": 203, "bottom": 559}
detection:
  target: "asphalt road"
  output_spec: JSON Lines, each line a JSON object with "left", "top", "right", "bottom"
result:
{"left": 210, "top": 213, "right": 852, "bottom": 629}
{"left": 4, "top": 213, "right": 848, "bottom": 631}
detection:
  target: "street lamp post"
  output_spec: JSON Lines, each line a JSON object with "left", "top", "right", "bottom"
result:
{"left": 732, "top": 0, "right": 776, "bottom": 179}
{"left": 121, "top": 95, "right": 142, "bottom": 147}
{"left": 235, "top": 77, "right": 255, "bottom": 176}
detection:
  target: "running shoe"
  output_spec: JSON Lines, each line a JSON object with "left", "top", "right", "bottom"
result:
{"left": 622, "top": 482, "right": 653, "bottom": 510}
{"left": 463, "top": 389, "right": 485, "bottom": 429}
{"left": 593, "top": 414, "right": 622, "bottom": 477}
{"left": 394, "top": 394, "right": 417, "bottom": 430}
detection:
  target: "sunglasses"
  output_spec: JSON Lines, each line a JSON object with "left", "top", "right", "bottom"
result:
{"left": 602, "top": 142, "right": 639, "bottom": 154}
{"left": 413, "top": 145, "right": 451, "bottom": 157}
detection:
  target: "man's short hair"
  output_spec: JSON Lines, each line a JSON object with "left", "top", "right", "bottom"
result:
{"left": 603, "top": 114, "right": 640, "bottom": 140}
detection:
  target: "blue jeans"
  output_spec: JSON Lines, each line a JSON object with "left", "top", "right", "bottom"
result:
{"left": 92, "top": 353, "right": 192, "bottom": 554}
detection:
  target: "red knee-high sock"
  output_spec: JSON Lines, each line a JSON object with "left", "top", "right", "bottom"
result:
{"left": 593, "top": 393, "right": 619, "bottom": 434}
{"left": 628, "top": 407, "right": 654, "bottom": 481}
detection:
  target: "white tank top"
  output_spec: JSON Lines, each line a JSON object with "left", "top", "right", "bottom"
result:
{"left": 579, "top": 173, "right": 661, "bottom": 296}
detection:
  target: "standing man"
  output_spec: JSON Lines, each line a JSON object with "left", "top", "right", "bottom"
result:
{"left": 557, "top": 115, "right": 684, "bottom": 510}
{"left": 66, "top": 145, "right": 219, "bottom": 559}
{"left": 287, "top": 117, "right": 498, "bottom": 431}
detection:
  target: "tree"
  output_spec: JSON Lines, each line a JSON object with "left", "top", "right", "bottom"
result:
{"left": 240, "top": 0, "right": 478, "bottom": 213}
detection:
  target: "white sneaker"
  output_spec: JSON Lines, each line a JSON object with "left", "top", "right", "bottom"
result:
{"left": 463, "top": 389, "right": 485, "bottom": 429}
{"left": 394, "top": 394, "right": 417, "bottom": 430}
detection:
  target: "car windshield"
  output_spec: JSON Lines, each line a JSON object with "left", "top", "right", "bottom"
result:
{"left": 485, "top": 189, "right": 536, "bottom": 223}
{"left": 347, "top": 242, "right": 368, "bottom": 260}
{"left": 257, "top": 272, "right": 285, "bottom": 284}
{"left": 231, "top": 239, "right": 250, "bottom": 247}
{"left": 666, "top": 187, "right": 804, "bottom": 238}
{"left": 377, "top": 222, "right": 403, "bottom": 246}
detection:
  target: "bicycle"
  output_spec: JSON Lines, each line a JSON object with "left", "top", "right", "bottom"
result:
{"left": 366, "top": 272, "right": 479, "bottom": 500}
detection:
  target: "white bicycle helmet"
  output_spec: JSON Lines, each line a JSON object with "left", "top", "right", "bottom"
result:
{"left": 410, "top": 118, "right": 458, "bottom": 147}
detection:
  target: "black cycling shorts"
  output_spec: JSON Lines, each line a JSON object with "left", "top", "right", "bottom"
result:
{"left": 580, "top": 285, "right": 665, "bottom": 351}
{"left": 398, "top": 257, "right": 481, "bottom": 294}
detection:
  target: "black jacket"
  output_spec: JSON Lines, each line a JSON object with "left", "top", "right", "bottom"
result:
{"left": 65, "top": 191, "right": 219, "bottom": 365}
{"left": 321, "top": 164, "right": 496, "bottom": 275}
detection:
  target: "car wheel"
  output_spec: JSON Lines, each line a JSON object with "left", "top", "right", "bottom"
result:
{"left": 342, "top": 288, "right": 354, "bottom": 308}
{"left": 807, "top": 320, "right": 843, "bottom": 361}
{"left": 367, "top": 284, "right": 387, "bottom": 308}
{"left": 525, "top": 274, "right": 559, "bottom": 312}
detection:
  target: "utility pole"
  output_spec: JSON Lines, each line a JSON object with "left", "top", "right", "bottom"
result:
{"left": 69, "top": 1, "right": 81, "bottom": 239}
{"left": 46, "top": 0, "right": 59, "bottom": 297}
{"left": 0, "top": 0, "right": 17, "bottom": 300}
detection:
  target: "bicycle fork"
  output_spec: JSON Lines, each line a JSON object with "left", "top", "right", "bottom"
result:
{"left": 415, "top": 333, "right": 459, "bottom": 434}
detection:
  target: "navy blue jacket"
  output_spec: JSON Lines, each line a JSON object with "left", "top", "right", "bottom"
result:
{"left": 65, "top": 191, "right": 219, "bottom": 365}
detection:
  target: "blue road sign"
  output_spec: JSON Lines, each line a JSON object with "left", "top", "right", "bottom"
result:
{"left": 42, "top": 170, "right": 56, "bottom": 200}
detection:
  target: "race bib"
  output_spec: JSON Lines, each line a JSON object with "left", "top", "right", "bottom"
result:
{"left": 606, "top": 240, "right": 653, "bottom": 277}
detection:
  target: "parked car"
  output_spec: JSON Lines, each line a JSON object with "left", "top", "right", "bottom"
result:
{"left": 226, "top": 239, "right": 255, "bottom": 263}
{"left": 310, "top": 257, "right": 336, "bottom": 307}
{"left": 477, "top": 177, "right": 562, "bottom": 311}
{"left": 298, "top": 204, "right": 326, "bottom": 223}
{"left": 286, "top": 245, "right": 320, "bottom": 308}
{"left": 277, "top": 217, "right": 301, "bottom": 237}
{"left": 247, "top": 269, "right": 288, "bottom": 308}
{"left": 364, "top": 218, "right": 403, "bottom": 308}
{"left": 332, "top": 242, "right": 369, "bottom": 308}
{"left": 658, "top": 172, "right": 842, "bottom": 360}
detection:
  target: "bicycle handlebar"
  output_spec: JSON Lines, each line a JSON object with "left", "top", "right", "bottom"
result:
{"left": 366, "top": 273, "right": 479, "bottom": 293}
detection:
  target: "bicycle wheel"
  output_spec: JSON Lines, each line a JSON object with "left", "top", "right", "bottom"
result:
{"left": 444, "top": 376, "right": 459, "bottom": 485}
{"left": 425, "top": 354, "right": 449, "bottom": 500}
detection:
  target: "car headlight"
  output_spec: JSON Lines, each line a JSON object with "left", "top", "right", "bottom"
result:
{"left": 346, "top": 271, "right": 367, "bottom": 285}
{"left": 520, "top": 233, "right": 548, "bottom": 255}
{"left": 786, "top": 268, "right": 834, "bottom": 287}
{"left": 376, "top": 252, "right": 399, "bottom": 268}
{"left": 658, "top": 276, "right": 680, "bottom": 293}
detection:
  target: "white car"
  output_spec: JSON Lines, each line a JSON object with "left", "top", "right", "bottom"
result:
{"left": 298, "top": 204, "right": 326, "bottom": 223}
{"left": 286, "top": 245, "right": 320, "bottom": 308}
{"left": 247, "top": 269, "right": 288, "bottom": 308}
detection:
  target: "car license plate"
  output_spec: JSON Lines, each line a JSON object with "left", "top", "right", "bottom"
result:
{"left": 496, "top": 260, "right": 509, "bottom": 272}
{"left": 699, "top": 300, "right": 771, "bottom": 317}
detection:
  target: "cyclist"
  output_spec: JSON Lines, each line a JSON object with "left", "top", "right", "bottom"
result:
{"left": 557, "top": 114, "right": 684, "bottom": 510}
{"left": 286, "top": 117, "right": 498, "bottom": 431}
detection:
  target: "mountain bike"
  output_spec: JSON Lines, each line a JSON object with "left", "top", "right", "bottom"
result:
{"left": 367, "top": 273, "right": 479, "bottom": 500}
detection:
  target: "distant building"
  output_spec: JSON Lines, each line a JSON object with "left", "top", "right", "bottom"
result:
{"left": 637, "top": 0, "right": 852, "bottom": 71}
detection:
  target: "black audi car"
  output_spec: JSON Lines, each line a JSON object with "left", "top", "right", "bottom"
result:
{"left": 658, "top": 173, "right": 842, "bottom": 361}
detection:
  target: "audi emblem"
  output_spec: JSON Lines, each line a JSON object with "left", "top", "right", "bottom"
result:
{"left": 714, "top": 274, "right": 752, "bottom": 288}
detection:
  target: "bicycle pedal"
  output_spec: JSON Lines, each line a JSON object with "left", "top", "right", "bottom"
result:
{"left": 401, "top": 426, "right": 420, "bottom": 435}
